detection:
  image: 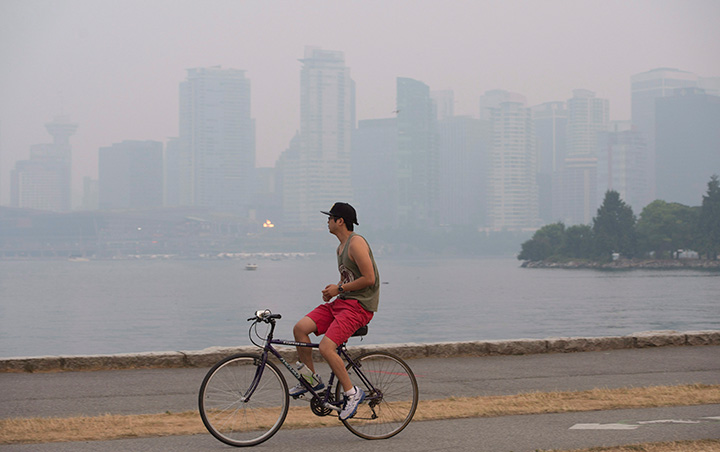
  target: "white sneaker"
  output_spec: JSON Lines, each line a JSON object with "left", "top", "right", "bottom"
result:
{"left": 339, "top": 386, "right": 365, "bottom": 420}
{"left": 288, "top": 374, "right": 324, "bottom": 397}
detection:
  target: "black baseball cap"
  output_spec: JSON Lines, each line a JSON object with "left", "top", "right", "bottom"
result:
{"left": 321, "top": 202, "right": 359, "bottom": 225}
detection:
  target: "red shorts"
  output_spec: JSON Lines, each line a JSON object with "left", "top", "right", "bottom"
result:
{"left": 306, "top": 298, "right": 374, "bottom": 346}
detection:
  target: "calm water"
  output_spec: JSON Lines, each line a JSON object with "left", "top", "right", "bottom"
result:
{"left": 1, "top": 256, "right": 719, "bottom": 358}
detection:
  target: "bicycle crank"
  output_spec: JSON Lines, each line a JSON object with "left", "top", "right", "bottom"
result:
{"left": 310, "top": 391, "right": 337, "bottom": 416}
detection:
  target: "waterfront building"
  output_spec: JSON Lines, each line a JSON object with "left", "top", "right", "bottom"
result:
{"left": 175, "top": 66, "right": 255, "bottom": 212}
{"left": 396, "top": 77, "right": 439, "bottom": 227}
{"left": 532, "top": 101, "right": 567, "bottom": 224}
{"left": 553, "top": 89, "right": 609, "bottom": 225}
{"left": 251, "top": 166, "right": 281, "bottom": 229}
{"left": 699, "top": 76, "right": 720, "bottom": 96}
{"left": 164, "top": 136, "right": 191, "bottom": 208}
{"left": 98, "top": 140, "right": 163, "bottom": 210}
{"left": 479, "top": 89, "right": 526, "bottom": 120}
{"left": 487, "top": 100, "right": 539, "bottom": 230}
{"left": 431, "top": 89, "right": 455, "bottom": 120}
{"left": 82, "top": 177, "right": 99, "bottom": 210}
{"left": 655, "top": 87, "right": 720, "bottom": 206}
{"left": 631, "top": 68, "right": 698, "bottom": 203}
{"left": 438, "top": 115, "right": 490, "bottom": 227}
{"left": 351, "top": 118, "right": 398, "bottom": 227}
{"left": 552, "top": 156, "right": 597, "bottom": 226}
{"left": 281, "top": 47, "right": 354, "bottom": 228}
{"left": 596, "top": 121, "right": 647, "bottom": 214}
{"left": 10, "top": 115, "right": 77, "bottom": 212}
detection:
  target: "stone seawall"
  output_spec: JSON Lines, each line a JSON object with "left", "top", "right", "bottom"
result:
{"left": 2, "top": 330, "right": 718, "bottom": 373}
{"left": 521, "top": 259, "right": 720, "bottom": 269}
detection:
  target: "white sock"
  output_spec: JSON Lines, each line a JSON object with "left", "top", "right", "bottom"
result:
{"left": 344, "top": 386, "right": 357, "bottom": 397}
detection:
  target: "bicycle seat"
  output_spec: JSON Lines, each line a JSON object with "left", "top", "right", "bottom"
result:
{"left": 351, "top": 325, "right": 368, "bottom": 337}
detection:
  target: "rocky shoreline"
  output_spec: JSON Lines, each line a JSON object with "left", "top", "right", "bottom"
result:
{"left": 2, "top": 329, "right": 718, "bottom": 373}
{"left": 521, "top": 258, "right": 720, "bottom": 269}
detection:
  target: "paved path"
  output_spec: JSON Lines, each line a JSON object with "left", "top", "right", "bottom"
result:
{"left": 2, "top": 405, "right": 719, "bottom": 452}
{"left": 1, "top": 346, "right": 719, "bottom": 451}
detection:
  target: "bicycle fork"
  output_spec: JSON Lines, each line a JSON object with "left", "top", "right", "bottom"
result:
{"left": 237, "top": 355, "right": 266, "bottom": 403}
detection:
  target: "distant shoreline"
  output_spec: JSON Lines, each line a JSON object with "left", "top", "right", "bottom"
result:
{"left": 521, "top": 259, "right": 720, "bottom": 270}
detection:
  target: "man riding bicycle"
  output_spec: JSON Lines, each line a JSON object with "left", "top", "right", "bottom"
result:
{"left": 291, "top": 202, "right": 380, "bottom": 421}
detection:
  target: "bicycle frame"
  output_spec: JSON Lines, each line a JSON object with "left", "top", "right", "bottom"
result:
{"left": 245, "top": 318, "right": 375, "bottom": 414}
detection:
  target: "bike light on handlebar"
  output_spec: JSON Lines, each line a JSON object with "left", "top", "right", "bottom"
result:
{"left": 247, "top": 309, "right": 282, "bottom": 323}
{"left": 256, "top": 309, "right": 271, "bottom": 320}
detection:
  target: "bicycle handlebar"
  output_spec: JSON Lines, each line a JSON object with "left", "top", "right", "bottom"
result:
{"left": 247, "top": 309, "right": 282, "bottom": 323}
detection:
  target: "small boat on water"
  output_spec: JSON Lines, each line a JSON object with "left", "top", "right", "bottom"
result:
{"left": 245, "top": 264, "right": 258, "bottom": 271}
{"left": 68, "top": 255, "right": 90, "bottom": 262}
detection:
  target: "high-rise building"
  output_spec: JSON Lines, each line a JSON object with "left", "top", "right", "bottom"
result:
{"left": 487, "top": 100, "right": 538, "bottom": 230}
{"left": 655, "top": 87, "right": 720, "bottom": 206}
{"left": 566, "top": 89, "right": 609, "bottom": 158}
{"left": 352, "top": 118, "right": 398, "bottom": 227}
{"left": 480, "top": 89, "right": 526, "bottom": 120}
{"left": 176, "top": 66, "right": 255, "bottom": 212}
{"left": 10, "top": 116, "right": 77, "bottom": 211}
{"left": 554, "top": 89, "right": 609, "bottom": 225}
{"left": 532, "top": 101, "right": 567, "bottom": 224}
{"left": 275, "top": 132, "right": 300, "bottom": 228}
{"left": 82, "top": 177, "right": 99, "bottom": 210}
{"left": 699, "top": 76, "right": 720, "bottom": 96}
{"left": 164, "top": 136, "right": 191, "bottom": 208}
{"left": 431, "top": 90, "right": 455, "bottom": 120}
{"left": 98, "top": 140, "right": 163, "bottom": 210}
{"left": 552, "top": 156, "right": 598, "bottom": 226}
{"left": 438, "top": 116, "right": 490, "bottom": 227}
{"left": 396, "top": 77, "right": 439, "bottom": 227}
{"left": 251, "top": 167, "right": 281, "bottom": 227}
{"left": 281, "top": 47, "right": 355, "bottom": 228}
{"left": 631, "top": 68, "right": 698, "bottom": 203}
{"left": 596, "top": 121, "right": 647, "bottom": 214}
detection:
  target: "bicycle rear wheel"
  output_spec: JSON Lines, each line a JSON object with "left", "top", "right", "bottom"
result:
{"left": 337, "top": 351, "right": 418, "bottom": 440}
{"left": 199, "top": 353, "right": 288, "bottom": 447}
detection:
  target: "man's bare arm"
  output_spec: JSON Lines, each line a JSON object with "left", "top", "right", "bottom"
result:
{"left": 323, "top": 236, "right": 375, "bottom": 298}
{"left": 347, "top": 236, "right": 376, "bottom": 289}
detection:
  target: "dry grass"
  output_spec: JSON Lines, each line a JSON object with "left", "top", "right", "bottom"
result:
{"left": 542, "top": 439, "right": 720, "bottom": 452}
{"left": 413, "top": 383, "right": 720, "bottom": 421}
{"left": 1, "top": 384, "right": 719, "bottom": 445}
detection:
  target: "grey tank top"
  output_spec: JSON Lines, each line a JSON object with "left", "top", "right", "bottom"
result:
{"left": 337, "top": 233, "right": 380, "bottom": 312}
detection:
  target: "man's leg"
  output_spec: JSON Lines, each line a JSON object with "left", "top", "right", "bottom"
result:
{"left": 293, "top": 316, "right": 317, "bottom": 373}
{"left": 318, "top": 336, "right": 353, "bottom": 392}
{"left": 320, "top": 335, "right": 366, "bottom": 420}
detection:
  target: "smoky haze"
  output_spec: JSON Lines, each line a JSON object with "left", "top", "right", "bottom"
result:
{"left": 0, "top": 0, "right": 719, "bottom": 223}
{"left": 2, "top": 2, "right": 720, "bottom": 365}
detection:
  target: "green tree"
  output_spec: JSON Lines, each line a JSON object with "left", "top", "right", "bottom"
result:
{"left": 593, "top": 190, "right": 637, "bottom": 260}
{"left": 561, "top": 224, "right": 594, "bottom": 259}
{"left": 698, "top": 174, "right": 720, "bottom": 260}
{"left": 637, "top": 200, "right": 698, "bottom": 259}
{"left": 518, "top": 222, "right": 565, "bottom": 261}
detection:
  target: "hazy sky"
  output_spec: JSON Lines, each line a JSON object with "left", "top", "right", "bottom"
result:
{"left": 1, "top": 0, "right": 719, "bottom": 205}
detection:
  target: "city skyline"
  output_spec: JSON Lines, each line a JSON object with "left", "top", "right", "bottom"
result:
{"left": 4, "top": 62, "right": 719, "bottom": 225}
{"left": 2, "top": 0, "right": 719, "bottom": 206}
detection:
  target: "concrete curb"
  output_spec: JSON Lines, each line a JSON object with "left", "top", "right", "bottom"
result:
{"left": 2, "top": 330, "right": 718, "bottom": 373}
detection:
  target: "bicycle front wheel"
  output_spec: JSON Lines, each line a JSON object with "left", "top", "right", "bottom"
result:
{"left": 199, "top": 353, "right": 289, "bottom": 447}
{"left": 337, "top": 351, "right": 418, "bottom": 440}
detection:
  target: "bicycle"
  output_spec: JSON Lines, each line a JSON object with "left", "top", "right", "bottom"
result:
{"left": 198, "top": 309, "right": 419, "bottom": 447}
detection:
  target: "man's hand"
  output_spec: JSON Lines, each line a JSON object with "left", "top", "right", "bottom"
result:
{"left": 322, "top": 284, "right": 338, "bottom": 302}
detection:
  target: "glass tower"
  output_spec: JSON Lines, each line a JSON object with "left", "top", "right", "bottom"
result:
{"left": 282, "top": 47, "right": 355, "bottom": 228}
{"left": 176, "top": 67, "right": 255, "bottom": 212}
